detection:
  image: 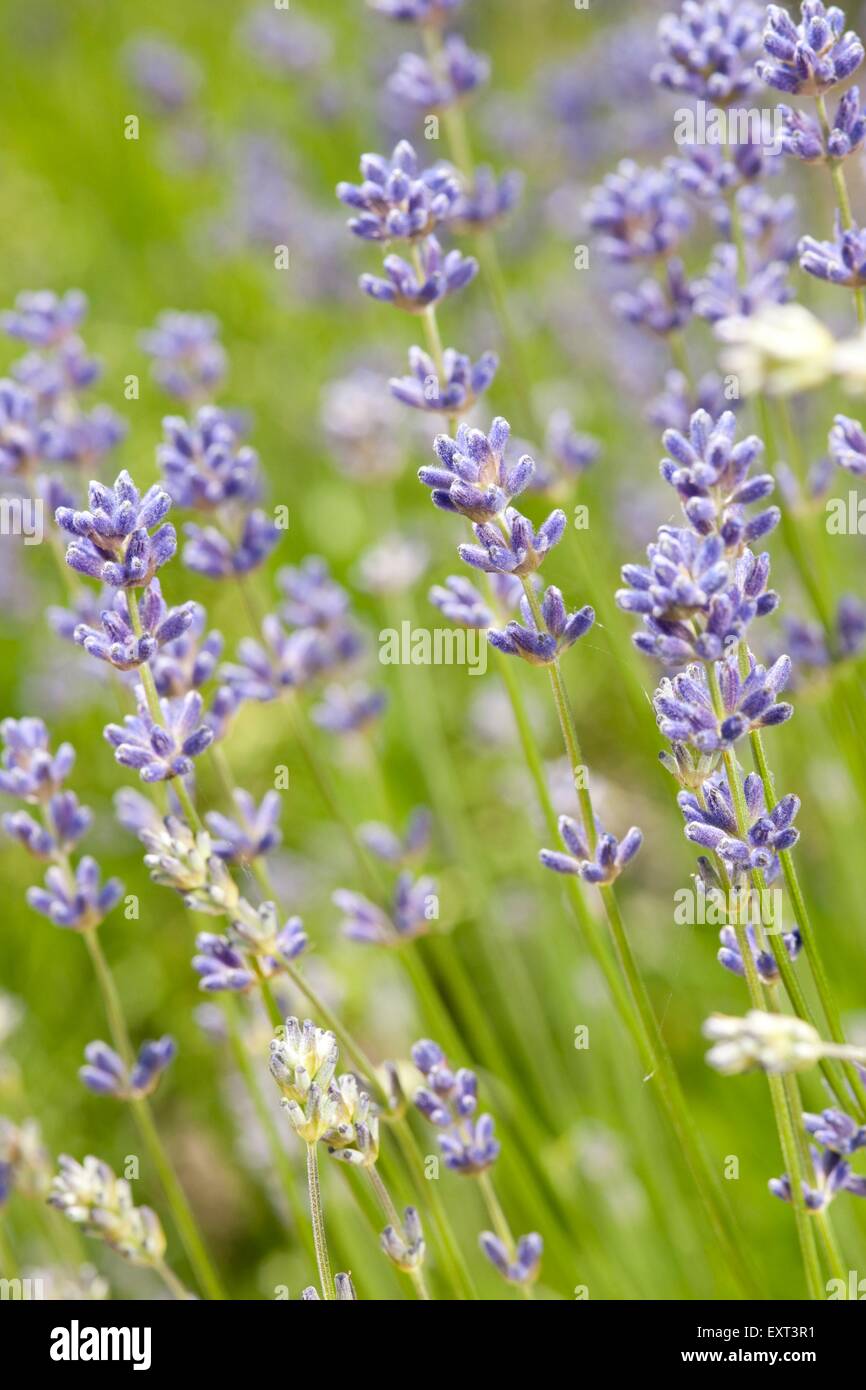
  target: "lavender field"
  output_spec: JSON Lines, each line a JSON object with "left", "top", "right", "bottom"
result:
{"left": 2, "top": 0, "right": 866, "bottom": 1307}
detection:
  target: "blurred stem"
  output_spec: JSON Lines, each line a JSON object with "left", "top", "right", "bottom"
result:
{"left": 0, "top": 1220, "right": 17, "bottom": 1278}
{"left": 305, "top": 1142, "right": 334, "bottom": 1300}
{"left": 815, "top": 1210, "right": 848, "bottom": 1290}
{"left": 154, "top": 1258, "right": 192, "bottom": 1301}
{"left": 815, "top": 94, "right": 865, "bottom": 327}
{"left": 173, "top": 777, "right": 204, "bottom": 835}
{"left": 518, "top": 583, "right": 756, "bottom": 1294}
{"left": 80, "top": 925, "right": 225, "bottom": 1300}
{"left": 126, "top": 589, "right": 163, "bottom": 725}
{"left": 366, "top": 1165, "right": 430, "bottom": 1300}
{"left": 749, "top": 726, "right": 866, "bottom": 1120}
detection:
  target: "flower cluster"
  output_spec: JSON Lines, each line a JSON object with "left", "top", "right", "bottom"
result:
{"left": 540, "top": 815, "right": 643, "bottom": 886}
{"left": 758, "top": 2, "right": 864, "bottom": 96}
{"left": 333, "top": 871, "right": 437, "bottom": 946}
{"left": 56, "top": 471, "right": 176, "bottom": 590}
{"left": 79, "top": 1037, "right": 176, "bottom": 1101}
{"left": 653, "top": 655, "right": 794, "bottom": 753}
{"left": 652, "top": 1, "right": 764, "bottom": 101}
{"left": 412, "top": 1039, "right": 500, "bottom": 1175}
{"left": 50, "top": 1155, "right": 167, "bottom": 1266}
{"left": 140, "top": 311, "right": 227, "bottom": 403}
{"left": 771, "top": 1107, "right": 866, "bottom": 1210}
{"left": 679, "top": 770, "right": 800, "bottom": 882}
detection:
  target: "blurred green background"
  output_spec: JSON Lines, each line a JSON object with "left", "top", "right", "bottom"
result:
{"left": 1, "top": 0, "right": 866, "bottom": 1300}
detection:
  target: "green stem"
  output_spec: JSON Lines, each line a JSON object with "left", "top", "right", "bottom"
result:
{"left": 816, "top": 94, "right": 865, "bottom": 327}
{"left": 305, "top": 1142, "right": 334, "bottom": 1300}
{"left": 154, "top": 1258, "right": 193, "bottom": 1300}
{"left": 80, "top": 929, "right": 226, "bottom": 1300}
{"left": 367, "top": 1164, "right": 431, "bottom": 1300}
{"left": 749, "top": 728, "right": 866, "bottom": 1120}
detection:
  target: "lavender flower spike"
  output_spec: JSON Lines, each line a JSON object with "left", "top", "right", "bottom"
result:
{"left": 27, "top": 856, "right": 123, "bottom": 931}
{"left": 104, "top": 691, "right": 214, "bottom": 782}
{"left": 780, "top": 85, "right": 866, "bottom": 159}
{"left": 80, "top": 1037, "right": 176, "bottom": 1100}
{"left": 829, "top": 413, "right": 866, "bottom": 475}
{"left": 73, "top": 581, "right": 195, "bottom": 671}
{"left": 157, "top": 408, "right": 261, "bottom": 511}
{"left": 489, "top": 586, "right": 594, "bottom": 666}
{"left": 381, "top": 1206, "right": 426, "bottom": 1272}
{"left": 412, "top": 1039, "right": 500, "bottom": 1175}
{"left": 311, "top": 683, "right": 387, "bottom": 734}
{"left": 803, "top": 1108, "right": 866, "bottom": 1154}
{"left": 653, "top": 1, "right": 764, "bottom": 101}
{"left": 334, "top": 871, "right": 437, "bottom": 946}
{"left": 0, "top": 718, "right": 75, "bottom": 802}
{"left": 140, "top": 311, "right": 227, "bottom": 403}
{"left": 653, "top": 655, "right": 794, "bottom": 753}
{"left": 429, "top": 575, "right": 492, "bottom": 629}
{"left": 3, "top": 790, "right": 90, "bottom": 858}
{"left": 368, "top": 0, "right": 464, "bottom": 26}
{"left": 0, "top": 380, "right": 39, "bottom": 476}
{"left": 718, "top": 922, "right": 803, "bottom": 984}
{"left": 56, "top": 470, "right": 176, "bottom": 589}
{"left": 192, "top": 933, "right": 257, "bottom": 993}
{"left": 337, "top": 141, "right": 460, "bottom": 243}
{"left": 459, "top": 506, "right": 567, "bottom": 577}
{"left": 360, "top": 235, "right": 478, "bottom": 313}
{"left": 182, "top": 510, "right": 280, "bottom": 579}
{"left": 205, "top": 789, "right": 283, "bottom": 865}
{"left": 586, "top": 160, "right": 692, "bottom": 263}
{"left": 660, "top": 408, "right": 779, "bottom": 546}
{"left": 759, "top": 2, "right": 864, "bottom": 96}
{"left": 388, "top": 36, "right": 490, "bottom": 110}
{"left": 540, "top": 815, "right": 643, "bottom": 885}
{"left": 421, "top": 417, "right": 533, "bottom": 520}
{"left": 480, "top": 1230, "right": 543, "bottom": 1288}
{"left": 799, "top": 215, "right": 866, "bottom": 287}
{"left": 390, "top": 346, "right": 498, "bottom": 415}
{"left": 2, "top": 289, "right": 88, "bottom": 346}
{"left": 450, "top": 167, "right": 523, "bottom": 234}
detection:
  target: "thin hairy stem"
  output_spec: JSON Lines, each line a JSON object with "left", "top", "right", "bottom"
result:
{"left": 305, "top": 1142, "right": 334, "bottom": 1300}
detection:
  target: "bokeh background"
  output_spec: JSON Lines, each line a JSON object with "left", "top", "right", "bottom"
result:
{"left": 1, "top": 0, "right": 866, "bottom": 1300}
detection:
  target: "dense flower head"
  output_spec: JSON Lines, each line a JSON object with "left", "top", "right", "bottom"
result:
{"left": 779, "top": 84, "right": 866, "bottom": 159}
{"left": 368, "top": 0, "right": 464, "bottom": 23}
{"left": 680, "top": 770, "right": 800, "bottom": 881}
{"left": 322, "top": 1072, "right": 380, "bottom": 1167}
{"left": 539, "top": 815, "right": 643, "bottom": 885}
{"left": 104, "top": 690, "right": 214, "bottom": 782}
{"left": 381, "top": 1206, "right": 426, "bottom": 1272}
{"left": 619, "top": 531, "right": 778, "bottom": 664}
{"left": 334, "top": 871, "right": 437, "bottom": 946}
{"left": 73, "top": 581, "right": 195, "bottom": 671}
{"left": 653, "top": 654, "right": 794, "bottom": 751}
{"left": 586, "top": 160, "right": 692, "bottom": 262}
{"left": 829, "top": 412, "right": 866, "bottom": 474}
{"left": 311, "top": 682, "right": 386, "bottom": 734}
{"left": 703, "top": 1008, "right": 825, "bottom": 1073}
{"left": 667, "top": 139, "right": 776, "bottom": 201}
{"left": 360, "top": 234, "right": 478, "bottom": 312}
{"left": 412, "top": 1039, "right": 500, "bottom": 1175}
{"left": 799, "top": 215, "right": 866, "bottom": 287}
{"left": 151, "top": 605, "right": 223, "bottom": 697}
{"left": 38, "top": 405, "right": 127, "bottom": 469}
{"left": 480, "top": 1230, "right": 543, "bottom": 1288}
{"left": 488, "top": 586, "right": 594, "bottom": 666}
{"left": 653, "top": 1, "right": 764, "bottom": 101}
{"left": 0, "top": 380, "right": 39, "bottom": 475}
{"left": 459, "top": 506, "right": 567, "bottom": 577}
{"left": 648, "top": 369, "right": 737, "bottom": 435}
{"left": 193, "top": 932, "right": 258, "bottom": 992}
{"left": 123, "top": 36, "right": 202, "bottom": 114}
{"left": 449, "top": 166, "right": 523, "bottom": 233}
{"left": 140, "top": 311, "right": 227, "bottom": 402}
{"left": 770, "top": 1147, "right": 866, "bottom": 1209}
{"left": 390, "top": 346, "right": 498, "bottom": 415}
{"left": 803, "top": 1108, "right": 866, "bottom": 1154}
{"left": 278, "top": 556, "right": 355, "bottom": 634}
{"left": 27, "top": 856, "right": 123, "bottom": 931}
{"left": 3, "top": 790, "right": 91, "bottom": 859}
{"left": 733, "top": 186, "right": 798, "bottom": 264}
{"left": 337, "top": 141, "right": 460, "bottom": 243}
{"left": 388, "top": 35, "right": 490, "bottom": 108}
{"left": 205, "top": 788, "right": 282, "bottom": 864}
{"left": 758, "top": 2, "right": 864, "bottom": 96}
{"left": 692, "top": 242, "right": 792, "bottom": 322}
{"left": 50, "top": 1154, "right": 166, "bottom": 1266}
{"left": 0, "top": 718, "right": 75, "bottom": 803}
{"left": 222, "top": 607, "right": 359, "bottom": 702}
{"left": 660, "top": 408, "right": 779, "bottom": 544}
{"left": 429, "top": 574, "right": 493, "bottom": 628}
{"left": 359, "top": 807, "right": 432, "bottom": 865}
{"left": 182, "top": 509, "right": 280, "bottom": 580}
{"left": 270, "top": 1018, "right": 341, "bottom": 1144}
{"left": 2, "top": 289, "right": 88, "bottom": 347}
{"left": 421, "top": 417, "right": 533, "bottom": 520}
{"left": 56, "top": 470, "right": 176, "bottom": 590}
{"left": 158, "top": 408, "right": 261, "bottom": 511}
{"left": 613, "top": 259, "right": 694, "bottom": 336}
{"left": 79, "top": 1037, "right": 176, "bottom": 1100}
{"left": 717, "top": 921, "right": 803, "bottom": 983}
